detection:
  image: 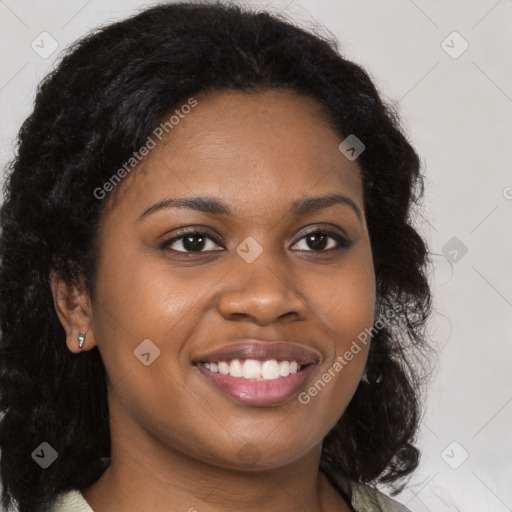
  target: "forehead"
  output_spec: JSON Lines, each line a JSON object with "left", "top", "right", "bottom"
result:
{"left": 103, "top": 89, "right": 364, "bottom": 222}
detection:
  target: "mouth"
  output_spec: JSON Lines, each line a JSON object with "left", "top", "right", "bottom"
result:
{"left": 192, "top": 340, "right": 320, "bottom": 406}
{"left": 197, "top": 358, "right": 310, "bottom": 381}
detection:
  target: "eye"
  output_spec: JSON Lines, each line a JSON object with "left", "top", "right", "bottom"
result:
{"left": 160, "top": 226, "right": 353, "bottom": 255}
{"left": 291, "top": 228, "right": 353, "bottom": 252}
{"left": 160, "top": 229, "right": 223, "bottom": 253}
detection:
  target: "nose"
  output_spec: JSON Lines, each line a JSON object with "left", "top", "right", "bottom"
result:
{"left": 217, "top": 253, "right": 307, "bottom": 326}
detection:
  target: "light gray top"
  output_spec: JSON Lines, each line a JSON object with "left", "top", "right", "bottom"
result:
{"left": 50, "top": 476, "right": 411, "bottom": 512}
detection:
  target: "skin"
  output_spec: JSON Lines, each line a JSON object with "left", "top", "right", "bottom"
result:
{"left": 51, "top": 89, "right": 376, "bottom": 512}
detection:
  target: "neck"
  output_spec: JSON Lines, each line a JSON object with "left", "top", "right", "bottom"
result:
{"left": 81, "top": 394, "right": 351, "bottom": 512}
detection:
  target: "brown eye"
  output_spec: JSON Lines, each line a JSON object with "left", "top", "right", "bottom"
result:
{"left": 160, "top": 230, "right": 223, "bottom": 253}
{"left": 292, "top": 230, "right": 353, "bottom": 252}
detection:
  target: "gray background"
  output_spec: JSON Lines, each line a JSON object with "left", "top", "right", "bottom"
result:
{"left": 1, "top": 1, "right": 511, "bottom": 510}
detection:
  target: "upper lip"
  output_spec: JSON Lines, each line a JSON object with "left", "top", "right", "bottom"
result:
{"left": 193, "top": 340, "right": 322, "bottom": 366}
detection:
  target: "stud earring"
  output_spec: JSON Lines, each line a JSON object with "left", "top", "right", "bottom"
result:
{"left": 361, "top": 364, "right": 383, "bottom": 385}
{"left": 78, "top": 329, "right": 89, "bottom": 349}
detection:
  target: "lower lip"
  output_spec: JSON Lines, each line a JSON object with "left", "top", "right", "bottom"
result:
{"left": 196, "top": 364, "right": 316, "bottom": 406}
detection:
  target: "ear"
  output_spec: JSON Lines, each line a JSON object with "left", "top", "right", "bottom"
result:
{"left": 49, "top": 270, "right": 97, "bottom": 353}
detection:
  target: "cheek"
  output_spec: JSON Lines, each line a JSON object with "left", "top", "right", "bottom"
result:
{"left": 90, "top": 246, "right": 214, "bottom": 455}
{"left": 93, "top": 238, "right": 196, "bottom": 339}
{"left": 296, "top": 250, "right": 374, "bottom": 423}
{"left": 311, "top": 248, "right": 376, "bottom": 350}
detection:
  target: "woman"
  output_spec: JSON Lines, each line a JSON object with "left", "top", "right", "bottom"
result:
{"left": 0, "top": 2, "right": 432, "bottom": 511}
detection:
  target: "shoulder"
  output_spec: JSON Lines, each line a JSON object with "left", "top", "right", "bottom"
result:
{"left": 49, "top": 490, "right": 94, "bottom": 512}
{"left": 49, "top": 479, "right": 412, "bottom": 512}
{"left": 347, "top": 480, "right": 412, "bottom": 512}
{"left": 325, "top": 470, "right": 412, "bottom": 512}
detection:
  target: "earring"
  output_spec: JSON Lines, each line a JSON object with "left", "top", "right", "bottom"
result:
{"left": 361, "top": 365, "right": 383, "bottom": 384}
{"left": 361, "top": 354, "right": 383, "bottom": 384}
{"left": 78, "top": 330, "right": 89, "bottom": 349}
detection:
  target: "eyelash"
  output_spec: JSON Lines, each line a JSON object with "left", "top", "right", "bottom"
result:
{"left": 159, "top": 226, "right": 353, "bottom": 254}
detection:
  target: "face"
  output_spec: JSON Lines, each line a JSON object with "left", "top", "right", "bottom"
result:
{"left": 84, "top": 89, "right": 375, "bottom": 471}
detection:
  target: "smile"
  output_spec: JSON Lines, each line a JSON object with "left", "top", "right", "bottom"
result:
{"left": 199, "top": 358, "right": 304, "bottom": 381}
{"left": 196, "top": 358, "right": 316, "bottom": 406}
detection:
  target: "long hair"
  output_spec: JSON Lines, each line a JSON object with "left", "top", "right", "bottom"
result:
{"left": 0, "top": 2, "right": 433, "bottom": 511}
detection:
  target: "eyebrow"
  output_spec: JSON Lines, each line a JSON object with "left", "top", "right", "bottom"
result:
{"left": 136, "top": 193, "right": 362, "bottom": 223}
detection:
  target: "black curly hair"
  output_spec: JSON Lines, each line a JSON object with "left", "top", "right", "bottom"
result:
{"left": 0, "top": 2, "right": 433, "bottom": 511}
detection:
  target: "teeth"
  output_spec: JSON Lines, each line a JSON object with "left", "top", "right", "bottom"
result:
{"left": 218, "top": 361, "right": 230, "bottom": 375}
{"left": 229, "top": 359, "right": 243, "bottom": 377}
{"left": 243, "top": 359, "right": 261, "bottom": 379}
{"left": 200, "top": 358, "right": 303, "bottom": 380}
{"left": 279, "top": 361, "right": 290, "bottom": 377}
{"left": 261, "top": 359, "right": 280, "bottom": 380}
